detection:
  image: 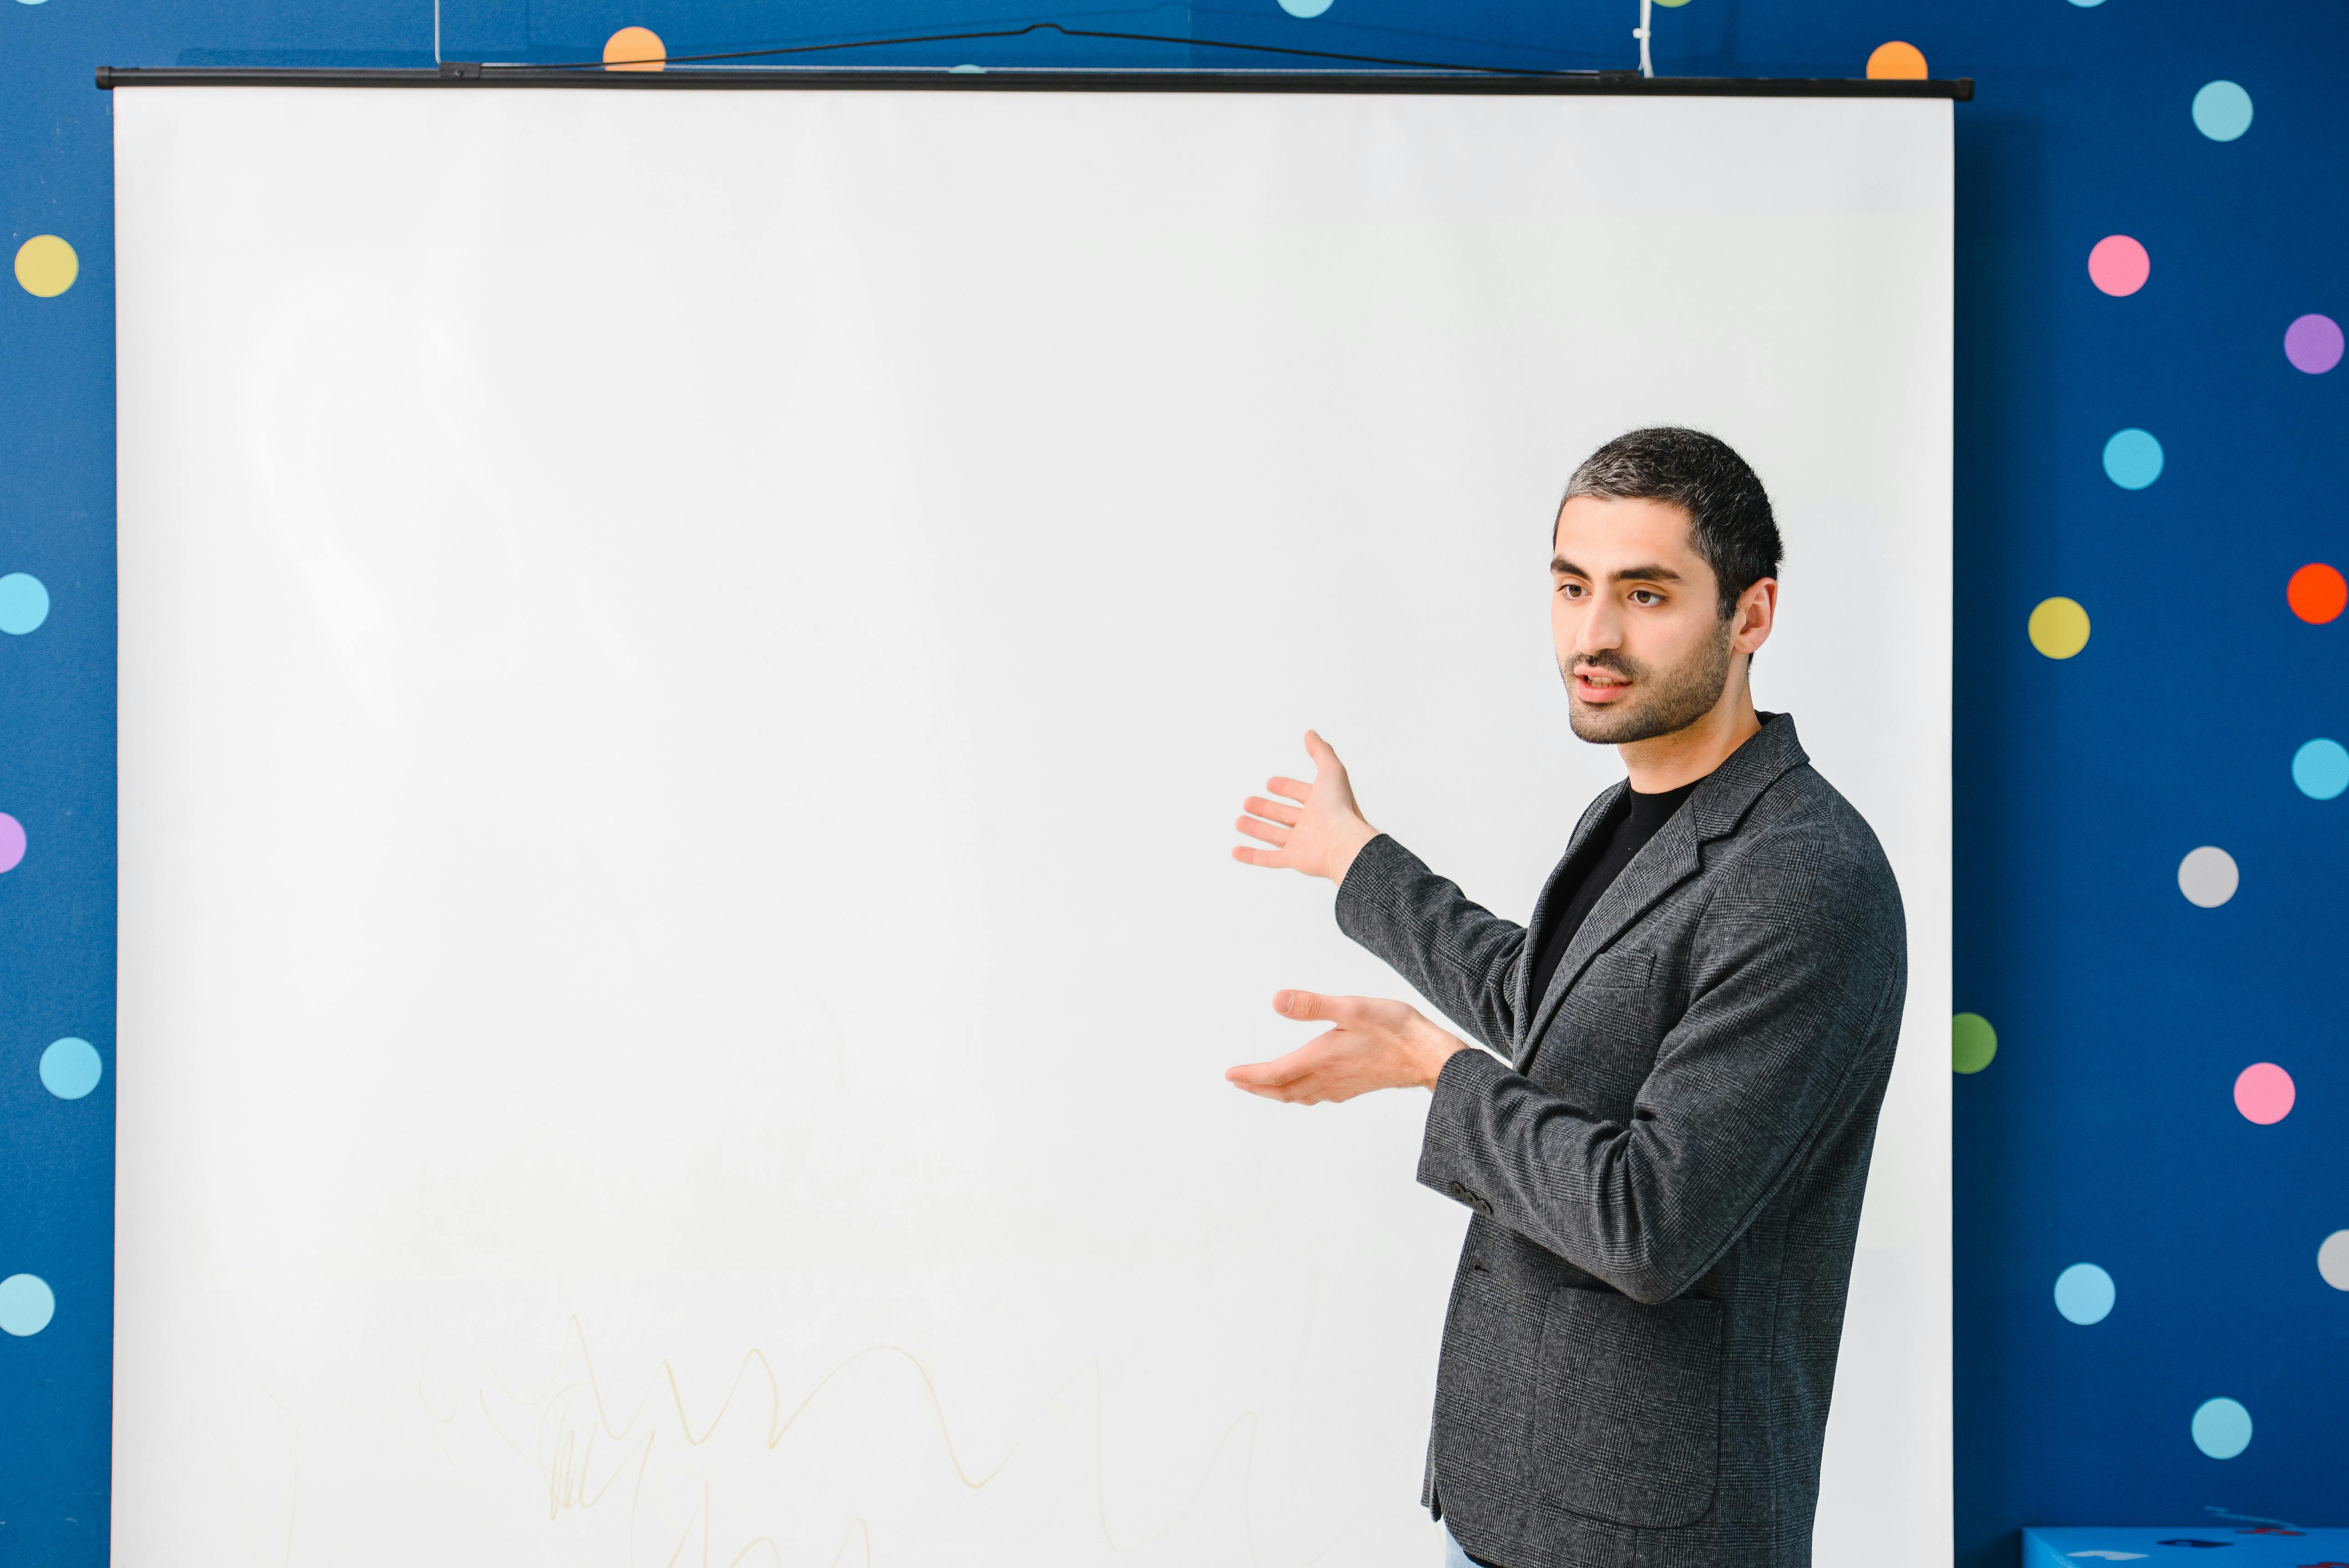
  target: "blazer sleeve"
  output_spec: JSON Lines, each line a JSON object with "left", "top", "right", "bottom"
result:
{"left": 1333, "top": 833, "right": 1529, "bottom": 1055}
{"left": 1411, "top": 822, "right": 1907, "bottom": 1305}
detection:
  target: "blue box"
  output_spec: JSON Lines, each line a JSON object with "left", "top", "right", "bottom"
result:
{"left": 2025, "top": 1527, "right": 2349, "bottom": 1567}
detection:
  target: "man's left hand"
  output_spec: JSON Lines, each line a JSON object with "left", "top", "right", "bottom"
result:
{"left": 1226, "top": 992, "right": 1472, "bottom": 1104}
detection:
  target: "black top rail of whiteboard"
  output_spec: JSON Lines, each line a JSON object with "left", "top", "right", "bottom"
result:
{"left": 96, "top": 65, "right": 1973, "bottom": 99}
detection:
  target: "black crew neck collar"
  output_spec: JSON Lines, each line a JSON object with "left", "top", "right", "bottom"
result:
{"left": 1623, "top": 776, "right": 1701, "bottom": 826}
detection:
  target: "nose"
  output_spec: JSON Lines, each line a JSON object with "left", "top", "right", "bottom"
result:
{"left": 1574, "top": 593, "right": 1625, "bottom": 659}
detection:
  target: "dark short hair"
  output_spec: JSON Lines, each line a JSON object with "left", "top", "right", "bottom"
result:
{"left": 1558, "top": 428, "right": 1781, "bottom": 619}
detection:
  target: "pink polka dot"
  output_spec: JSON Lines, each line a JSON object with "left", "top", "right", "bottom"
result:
{"left": 0, "top": 814, "right": 22, "bottom": 874}
{"left": 2087, "top": 235, "right": 2150, "bottom": 297}
{"left": 2234, "top": 1062, "right": 2295, "bottom": 1125}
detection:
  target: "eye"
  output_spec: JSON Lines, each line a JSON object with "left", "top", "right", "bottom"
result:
{"left": 1629, "top": 588, "right": 1663, "bottom": 606}
{"left": 1557, "top": 581, "right": 1586, "bottom": 598}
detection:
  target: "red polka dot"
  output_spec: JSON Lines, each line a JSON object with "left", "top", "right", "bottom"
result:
{"left": 2087, "top": 235, "right": 2149, "bottom": 297}
{"left": 2287, "top": 563, "right": 2347, "bottom": 624}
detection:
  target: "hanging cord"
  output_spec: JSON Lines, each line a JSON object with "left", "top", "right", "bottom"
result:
{"left": 507, "top": 21, "right": 1598, "bottom": 77}
{"left": 1634, "top": 0, "right": 1654, "bottom": 78}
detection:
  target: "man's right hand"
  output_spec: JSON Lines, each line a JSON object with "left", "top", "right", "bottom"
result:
{"left": 1231, "top": 730, "right": 1381, "bottom": 887}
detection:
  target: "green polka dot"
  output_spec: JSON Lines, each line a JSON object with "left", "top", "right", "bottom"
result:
{"left": 1952, "top": 1012, "right": 1998, "bottom": 1074}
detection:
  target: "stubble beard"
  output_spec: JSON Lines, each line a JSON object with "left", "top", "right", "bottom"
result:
{"left": 1563, "top": 619, "right": 1736, "bottom": 745}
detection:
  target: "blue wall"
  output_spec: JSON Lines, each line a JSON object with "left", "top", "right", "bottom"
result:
{"left": 3, "top": 0, "right": 2343, "bottom": 1562}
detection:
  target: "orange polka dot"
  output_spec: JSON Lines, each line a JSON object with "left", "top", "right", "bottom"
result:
{"left": 1867, "top": 41, "right": 1928, "bottom": 79}
{"left": 603, "top": 26, "right": 665, "bottom": 71}
{"left": 2287, "top": 562, "right": 2347, "bottom": 625}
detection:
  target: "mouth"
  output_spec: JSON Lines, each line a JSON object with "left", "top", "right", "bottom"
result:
{"left": 1573, "top": 668, "right": 1633, "bottom": 703}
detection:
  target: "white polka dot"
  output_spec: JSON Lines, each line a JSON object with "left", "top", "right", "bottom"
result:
{"left": 2177, "top": 846, "right": 2238, "bottom": 908}
{"left": 2319, "top": 1231, "right": 2349, "bottom": 1291}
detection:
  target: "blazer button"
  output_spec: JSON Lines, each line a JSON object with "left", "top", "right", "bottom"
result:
{"left": 1447, "top": 1182, "right": 1492, "bottom": 1216}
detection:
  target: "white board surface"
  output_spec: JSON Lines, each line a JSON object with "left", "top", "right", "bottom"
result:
{"left": 112, "top": 86, "right": 1952, "bottom": 1565}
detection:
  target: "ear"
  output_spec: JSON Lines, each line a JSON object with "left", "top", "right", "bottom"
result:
{"left": 1731, "top": 577, "right": 1777, "bottom": 656}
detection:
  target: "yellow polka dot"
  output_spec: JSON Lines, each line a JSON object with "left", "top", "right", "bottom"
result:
{"left": 2027, "top": 596, "right": 2090, "bottom": 659}
{"left": 603, "top": 26, "right": 665, "bottom": 71}
{"left": 14, "top": 235, "right": 78, "bottom": 298}
{"left": 1867, "top": 41, "right": 1928, "bottom": 79}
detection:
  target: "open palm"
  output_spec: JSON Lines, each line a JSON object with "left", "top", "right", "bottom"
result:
{"left": 1231, "top": 730, "right": 1381, "bottom": 886}
{"left": 1225, "top": 990, "right": 1467, "bottom": 1103}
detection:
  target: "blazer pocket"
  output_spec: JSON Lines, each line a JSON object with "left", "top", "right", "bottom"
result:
{"left": 1576, "top": 947, "right": 1656, "bottom": 992}
{"left": 1532, "top": 1285, "right": 1723, "bottom": 1529}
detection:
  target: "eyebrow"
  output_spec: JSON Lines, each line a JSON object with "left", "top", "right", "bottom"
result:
{"left": 1550, "top": 557, "right": 1685, "bottom": 584}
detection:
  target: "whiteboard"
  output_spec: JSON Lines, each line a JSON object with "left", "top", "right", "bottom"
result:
{"left": 112, "top": 86, "right": 1952, "bottom": 1565}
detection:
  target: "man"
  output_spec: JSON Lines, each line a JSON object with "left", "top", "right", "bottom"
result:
{"left": 1226, "top": 428, "right": 1906, "bottom": 1568}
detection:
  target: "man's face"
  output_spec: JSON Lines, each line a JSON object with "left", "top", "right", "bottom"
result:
{"left": 1550, "top": 494, "right": 1738, "bottom": 745}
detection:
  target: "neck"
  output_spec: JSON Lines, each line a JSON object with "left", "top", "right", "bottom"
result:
{"left": 1617, "top": 664, "right": 1761, "bottom": 793}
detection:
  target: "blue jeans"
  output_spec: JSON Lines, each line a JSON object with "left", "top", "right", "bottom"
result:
{"left": 1442, "top": 1526, "right": 1489, "bottom": 1568}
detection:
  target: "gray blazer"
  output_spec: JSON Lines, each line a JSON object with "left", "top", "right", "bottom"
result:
{"left": 1335, "top": 713, "right": 1906, "bottom": 1568}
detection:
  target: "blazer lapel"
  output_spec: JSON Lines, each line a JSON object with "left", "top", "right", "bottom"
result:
{"left": 1513, "top": 781, "right": 1628, "bottom": 1046}
{"left": 1511, "top": 712, "right": 1814, "bottom": 1073}
{"left": 1516, "top": 817, "right": 1704, "bottom": 1069}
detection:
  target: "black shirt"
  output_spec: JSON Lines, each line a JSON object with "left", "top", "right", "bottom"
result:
{"left": 1524, "top": 778, "right": 1701, "bottom": 1009}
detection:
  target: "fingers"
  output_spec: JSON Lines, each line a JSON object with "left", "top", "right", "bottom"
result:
{"left": 1264, "top": 775, "right": 1312, "bottom": 805}
{"left": 1225, "top": 1057, "right": 1359, "bottom": 1105}
{"left": 1271, "top": 989, "right": 1354, "bottom": 1023}
{"left": 1225, "top": 1048, "right": 1313, "bottom": 1088}
{"left": 1231, "top": 1077, "right": 1342, "bottom": 1105}
{"left": 1242, "top": 795, "right": 1301, "bottom": 828}
{"left": 1303, "top": 729, "right": 1344, "bottom": 775}
{"left": 1230, "top": 845, "right": 1286, "bottom": 868}
{"left": 1233, "top": 814, "right": 1290, "bottom": 848}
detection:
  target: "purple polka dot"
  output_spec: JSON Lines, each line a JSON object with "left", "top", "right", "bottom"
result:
{"left": 2285, "top": 314, "right": 2343, "bottom": 375}
{"left": 0, "top": 814, "right": 22, "bottom": 874}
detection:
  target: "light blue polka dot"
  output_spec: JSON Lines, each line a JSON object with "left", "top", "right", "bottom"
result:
{"left": 0, "top": 1274, "right": 54, "bottom": 1336}
{"left": 39, "top": 1038, "right": 102, "bottom": 1100}
{"left": 13, "top": 0, "right": 50, "bottom": 8}
{"left": 2102, "top": 428, "right": 2164, "bottom": 489}
{"left": 1278, "top": 0, "right": 1334, "bottom": 15}
{"left": 2053, "top": 1262, "right": 2115, "bottom": 1325}
{"left": 2192, "top": 81, "right": 2253, "bottom": 142}
{"left": 2191, "top": 1396, "right": 2252, "bottom": 1459}
{"left": 947, "top": 63, "right": 984, "bottom": 73}
{"left": 2296, "top": 739, "right": 2349, "bottom": 801}
{"left": 2067, "top": 0, "right": 2105, "bottom": 7}
{"left": 0, "top": 573, "right": 49, "bottom": 635}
